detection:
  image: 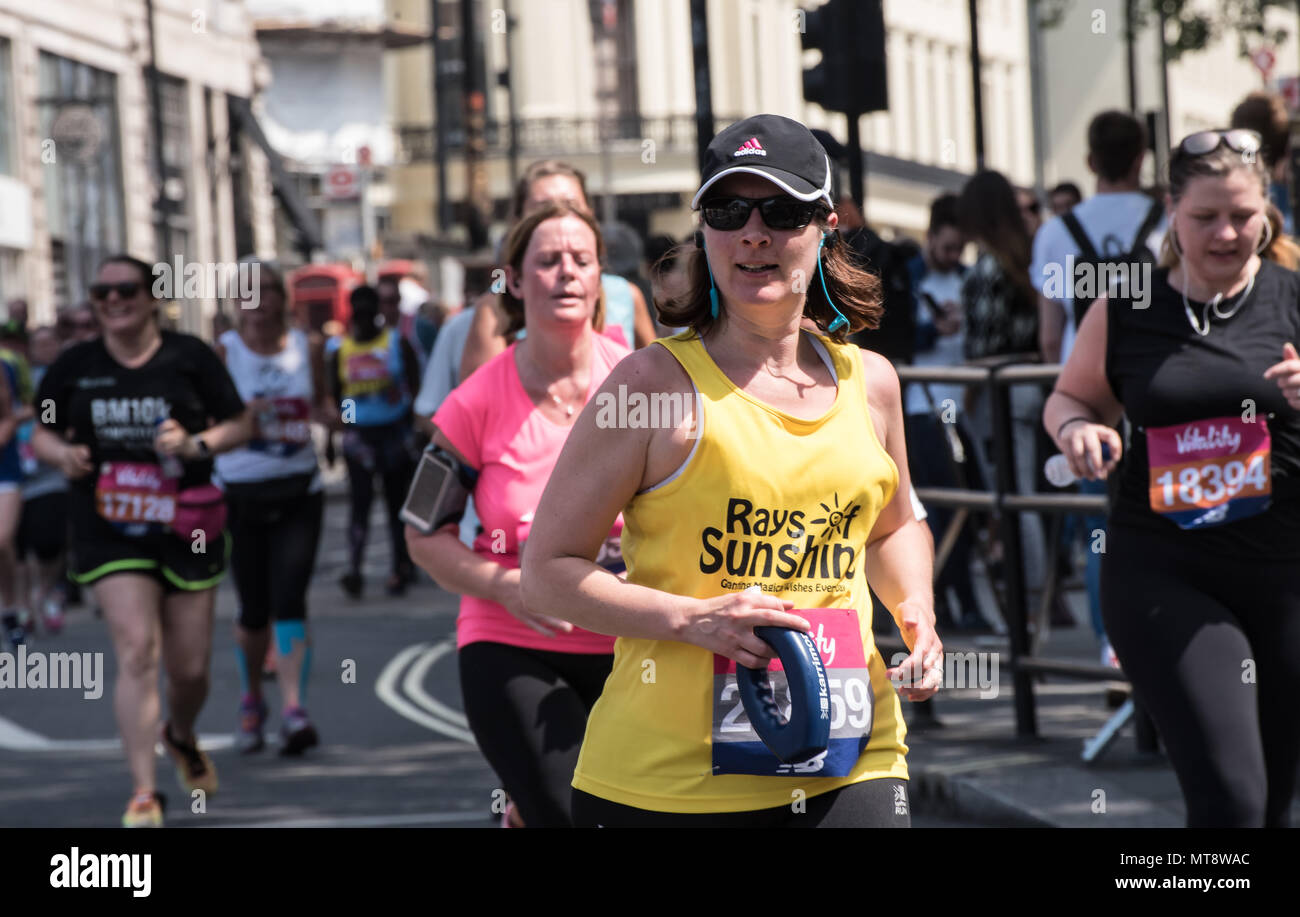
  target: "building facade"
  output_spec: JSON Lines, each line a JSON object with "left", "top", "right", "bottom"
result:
{"left": 384, "top": 0, "right": 1037, "bottom": 252}
{"left": 247, "top": 0, "right": 427, "bottom": 271}
{"left": 384, "top": 0, "right": 1300, "bottom": 273}
{"left": 0, "top": 0, "right": 276, "bottom": 333}
{"left": 1035, "top": 0, "right": 1300, "bottom": 196}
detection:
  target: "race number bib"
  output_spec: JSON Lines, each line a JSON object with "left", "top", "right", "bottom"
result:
{"left": 251, "top": 396, "right": 312, "bottom": 456}
{"left": 711, "top": 607, "right": 874, "bottom": 778}
{"left": 95, "top": 462, "right": 178, "bottom": 535}
{"left": 345, "top": 351, "right": 389, "bottom": 384}
{"left": 1146, "top": 415, "right": 1271, "bottom": 529}
{"left": 594, "top": 531, "right": 625, "bottom": 575}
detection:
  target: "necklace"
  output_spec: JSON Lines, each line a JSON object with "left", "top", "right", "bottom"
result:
{"left": 1180, "top": 264, "right": 1257, "bottom": 337}
{"left": 547, "top": 387, "right": 575, "bottom": 417}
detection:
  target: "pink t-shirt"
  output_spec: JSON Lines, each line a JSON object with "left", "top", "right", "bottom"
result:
{"left": 433, "top": 332, "right": 629, "bottom": 653}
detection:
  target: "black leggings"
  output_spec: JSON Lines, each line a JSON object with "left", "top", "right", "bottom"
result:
{"left": 572, "top": 777, "right": 911, "bottom": 828}
{"left": 1101, "top": 523, "right": 1300, "bottom": 827}
{"left": 342, "top": 424, "right": 416, "bottom": 576}
{"left": 458, "top": 642, "right": 613, "bottom": 828}
{"left": 228, "top": 488, "right": 324, "bottom": 628}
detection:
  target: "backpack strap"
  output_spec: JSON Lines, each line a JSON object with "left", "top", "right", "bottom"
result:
{"left": 1127, "top": 199, "right": 1165, "bottom": 259}
{"left": 1061, "top": 210, "right": 1100, "bottom": 262}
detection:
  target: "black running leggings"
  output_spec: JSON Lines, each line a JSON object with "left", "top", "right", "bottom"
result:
{"left": 227, "top": 489, "right": 325, "bottom": 629}
{"left": 458, "top": 642, "right": 613, "bottom": 828}
{"left": 342, "top": 423, "right": 415, "bottom": 577}
{"left": 572, "top": 777, "right": 911, "bottom": 828}
{"left": 1101, "top": 523, "right": 1300, "bottom": 827}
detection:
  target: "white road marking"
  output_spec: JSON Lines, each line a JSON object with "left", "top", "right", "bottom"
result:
{"left": 214, "top": 810, "right": 486, "bottom": 828}
{"left": 0, "top": 714, "right": 235, "bottom": 753}
{"left": 0, "top": 714, "right": 49, "bottom": 750}
{"left": 403, "top": 640, "right": 470, "bottom": 728}
{"left": 375, "top": 643, "right": 476, "bottom": 745}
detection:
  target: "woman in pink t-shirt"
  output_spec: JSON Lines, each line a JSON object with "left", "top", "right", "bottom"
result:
{"left": 406, "top": 202, "right": 630, "bottom": 827}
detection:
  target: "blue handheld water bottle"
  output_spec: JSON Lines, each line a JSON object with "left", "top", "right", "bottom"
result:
{"left": 733, "top": 586, "right": 832, "bottom": 763}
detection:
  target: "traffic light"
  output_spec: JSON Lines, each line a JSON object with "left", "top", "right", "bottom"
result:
{"left": 801, "top": 0, "right": 888, "bottom": 116}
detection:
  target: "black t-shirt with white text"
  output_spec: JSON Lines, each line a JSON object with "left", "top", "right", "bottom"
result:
{"left": 36, "top": 331, "right": 245, "bottom": 494}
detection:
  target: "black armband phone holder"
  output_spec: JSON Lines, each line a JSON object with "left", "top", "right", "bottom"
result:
{"left": 399, "top": 445, "right": 479, "bottom": 535}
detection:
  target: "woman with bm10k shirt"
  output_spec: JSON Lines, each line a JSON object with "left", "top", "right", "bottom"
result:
{"left": 1046, "top": 129, "right": 1300, "bottom": 826}
{"left": 33, "top": 254, "right": 252, "bottom": 828}
{"left": 523, "top": 115, "right": 941, "bottom": 827}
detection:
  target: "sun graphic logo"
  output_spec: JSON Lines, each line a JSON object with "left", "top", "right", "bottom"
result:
{"left": 808, "top": 493, "right": 862, "bottom": 540}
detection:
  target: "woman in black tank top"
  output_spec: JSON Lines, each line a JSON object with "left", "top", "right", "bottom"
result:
{"left": 1044, "top": 129, "right": 1300, "bottom": 827}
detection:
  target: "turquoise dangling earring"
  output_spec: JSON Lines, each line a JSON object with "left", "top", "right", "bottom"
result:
{"left": 706, "top": 257, "right": 720, "bottom": 319}
{"left": 697, "top": 230, "right": 720, "bottom": 320}
{"left": 817, "top": 234, "right": 849, "bottom": 333}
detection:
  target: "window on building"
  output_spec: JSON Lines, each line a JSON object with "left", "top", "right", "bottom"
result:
{"left": 205, "top": 87, "right": 222, "bottom": 264}
{"left": 589, "top": 0, "right": 639, "bottom": 138}
{"left": 0, "top": 39, "right": 22, "bottom": 305}
{"left": 153, "top": 75, "right": 193, "bottom": 266}
{"left": 0, "top": 39, "right": 13, "bottom": 176}
{"left": 37, "top": 52, "right": 126, "bottom": 306}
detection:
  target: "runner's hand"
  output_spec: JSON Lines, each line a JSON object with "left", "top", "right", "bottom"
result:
{"left": 886, "top": 598, "right": 944, "bottom": 702}
{"left": 56, "top": 442, "right": 93, "bottom": 479}
{"left": 682, "top": 590, "right": 809, "bottom": 670}
{"left": 154, "top": 418, "right": 193, "bottom": 458}
{"left": 494, "top": 568, "right": 574, "bottom": 638}
{"left": 1056, "top": 420, "right": 1122, "bottom": 481}
{"left": 1263, "top": 342, "right": 1300, "bottom": 411}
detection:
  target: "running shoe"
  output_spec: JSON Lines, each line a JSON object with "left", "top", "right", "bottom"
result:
{"left": 1101, "top": 639, "right": 1121, "bottom": 670}
{"left": 339, "top": 571, "right": 363, "bottom": 598}
{"left": 386, "top": 562, "right": 416, "bottom": 596}
{"left": 279, "top": 706, "right": 319, "bottom": 756}
{"left": 500, "top": 800, "right": 523, "bottom": 829}
{"left": 122, "top": 791, "right": 165, "bottom": 828}
{"left": 237, "top": 695, "right": 267, "bottom": 754}
{"left": 41, "top": 598, "right": 64, "bottom": 636}
{"left": 160, "top": 723, "right": 219, "bottom": 796}
{"left": 2, "top": 611, "right": 25, "bottom": 649}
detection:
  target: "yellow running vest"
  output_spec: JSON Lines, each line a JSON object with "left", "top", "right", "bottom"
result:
{"left": 572, "top": 331, "right": 908, "bottom": 813}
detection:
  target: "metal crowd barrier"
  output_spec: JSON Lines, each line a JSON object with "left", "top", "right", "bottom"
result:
{"left": 895, "top": 358, "right": 1157, "bottom": 761}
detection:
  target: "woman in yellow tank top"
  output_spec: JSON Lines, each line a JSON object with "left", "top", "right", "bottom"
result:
{"left": 521, "top": 115, "right": 942, "bottom": 827}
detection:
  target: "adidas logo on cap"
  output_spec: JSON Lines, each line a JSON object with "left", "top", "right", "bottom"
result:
{"left": 733, "top": 137, "right": 766, "bottom": 157}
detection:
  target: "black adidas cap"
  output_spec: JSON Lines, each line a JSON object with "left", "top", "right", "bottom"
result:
{"left": 691, "top": 114, "right": 833, "bottom": 210}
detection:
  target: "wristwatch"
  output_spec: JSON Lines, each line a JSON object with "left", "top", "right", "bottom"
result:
{"left": 194, "top": 436, "right": 211, "bottom": 459}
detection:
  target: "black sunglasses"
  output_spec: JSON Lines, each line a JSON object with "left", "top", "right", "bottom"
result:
{"left": 1177, "top": 129, "right": 1261, "bottom": 159}
{"left": 700, "top": 196, "right": 826, "bottom": 232}
{"left": 90, "top": 282, "right": 142, "bottom": 301}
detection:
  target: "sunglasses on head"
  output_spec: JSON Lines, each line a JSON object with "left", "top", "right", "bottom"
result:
{"left": 1177, "top": 129, "right": 1261, "bottom": 159}
{"left": 89, "top": 282, "right": 142, "bottom": 301}
{"left": 699, "top": 196, "right": 826, "bottom": 232}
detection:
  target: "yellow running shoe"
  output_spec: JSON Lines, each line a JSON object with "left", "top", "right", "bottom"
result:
{"left": 160, "top": 723, "right": 219, "bottom": 796}
{"left": 122, "top": 791, "right": 164, "bottom": 828}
